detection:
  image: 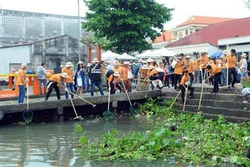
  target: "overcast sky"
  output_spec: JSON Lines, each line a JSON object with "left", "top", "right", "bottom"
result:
{"left": 0, "top": 0, "right": 250, "bottom": 29}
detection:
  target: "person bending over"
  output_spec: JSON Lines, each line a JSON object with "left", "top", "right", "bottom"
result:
{"left": 45, "top": 73, "right": 69, "bottom": 101}
{"left": 179, "top": 70, "right": 194, "bottom": 103}
{"left": 206, "top": 64, "right": 222, "bottom": 93}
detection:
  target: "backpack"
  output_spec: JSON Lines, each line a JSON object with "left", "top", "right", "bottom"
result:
{"left": 106, "top": 70, "right": 114, "bottom": 78}
{"left": 36, "top": 67, "right": 44, "bottom": 78}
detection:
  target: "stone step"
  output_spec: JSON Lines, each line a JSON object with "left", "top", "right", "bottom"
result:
{"left": 162, "top": 86, "right": 241, "bottom": 94}
{"left": 175, "top": 110, "right": 250, "bottom": 123}
{"left": 162, "top": 91, "right": 243, "bottom": 102}
{"left": 171, "top": 103, "right": 250, "bottom": 120}
{"left": 162, "top": 96, "right": 250, "bottom": 110}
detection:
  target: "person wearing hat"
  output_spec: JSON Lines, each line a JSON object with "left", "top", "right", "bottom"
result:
{"left": 16, "top": 63, "right": 28, "bottom": 103}
{"left": 179, "top": 70, "right": 194, "bottom": 103}
{"left": 89, "top": 58, "right": 104, "bottom": 96}
{"left": 206, "top": 64, "right": 222, "bottom": 93}
{"left": 120, "top": 61, "right": 132, "bottom": 92}
{"left": 146, "top": 58, "right": 154, "bottom": 66}
{"left": 74, "top": 61, "right": 85, "bottom": 96}
{"left": 193, "top": 58, "right": 200, "bottom": 84}
{"left": 183, "top": 55, "right": 194, "bottom": 86}
{"left": 198, "top": 52, "right": 209, "bottom": 82}
{"left": 45, "top": 73, "right": 69, "bottom": 101}
{"left": 36, "top": 63, "right": 47, "bottom": 95}
{"left": 145, "top": 65, "right": 163, "bottom": 90}
{"left": 139, "top": 65, "right": 149, "bottom": 80}
{"left": 219, "top": 53, "right": 228, "bottom": 86}
{"left": 107, "top": 71, "right": 122, "bottom": 94}
{"left": 240, "top": 53, "right": 248, "bottom": 79}
{"left": 62, "top": 62, "right": 74, "bottom": 99}
{"left": 227, "top": 49, "right": 238, "bottom": 88}
{"left": 173, "top": 56, "right": 184, "bottom": 90}
{"left": 132, "top": 59, "right": 143, "bottom": 83}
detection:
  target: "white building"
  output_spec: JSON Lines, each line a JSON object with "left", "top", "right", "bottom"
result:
{"left": 170, "top": 16, "right": 234, "bottom": 43}
{"left": 218, "top": 35, "right": 250, "bottom": 57}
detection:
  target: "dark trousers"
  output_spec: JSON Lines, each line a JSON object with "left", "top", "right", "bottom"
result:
{"left": 213, "top": 72, "right": 222, "bottom": 93}
{"left": 228, "top": 68, "right": 237, "bottom": 87}
{"left": 171, "top": 74, "right": 174, "bottom": 87}
{"left": 91, "top": 80, "right": 104, "bottom": 96}
{"left": 45, "top": 82, "right": 60, "bottom": 100}
{"left": 165, "top": 75, "right": 170, "bottom": 87}
{"left": 189, "top": 73, "right": 194, "bottom": 86}
{"left": 179, "top": 85, "right": 194, "bottom": 103}
{"left": 174, "top": 74, "right": 182, "bottom": 90}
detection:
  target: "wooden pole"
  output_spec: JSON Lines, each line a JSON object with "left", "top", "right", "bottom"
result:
{"left": 97, "top": 45, "right": 102, "bottom": 62}
{"left": 88, "top": 46, "right": 92, "bottom": 63}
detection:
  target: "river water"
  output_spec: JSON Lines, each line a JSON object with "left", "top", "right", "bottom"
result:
{"left": 0, "top": 117, "right": 160, "bottom": 167}
{"left": 0, "top": 117, "right": 238, "bottom": 167}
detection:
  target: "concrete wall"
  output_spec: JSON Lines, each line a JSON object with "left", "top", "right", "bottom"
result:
{"left": 0, "top": 9, "right": 85, "bottom": 47}
{"left": 0, "top": 45, "right": 30, "bottom": 74}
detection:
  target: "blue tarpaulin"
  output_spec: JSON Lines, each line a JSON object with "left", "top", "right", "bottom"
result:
{"left": 210, "top": 50, "right": 223, "bottom": 59}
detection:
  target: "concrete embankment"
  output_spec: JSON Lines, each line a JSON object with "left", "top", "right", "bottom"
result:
{"left": 0, "top": 90, "right": 162, "bottom": 125}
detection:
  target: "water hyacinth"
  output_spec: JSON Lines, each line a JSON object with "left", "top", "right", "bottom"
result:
{"left": 76, "top": 98, "right": 250, "bottom": 166}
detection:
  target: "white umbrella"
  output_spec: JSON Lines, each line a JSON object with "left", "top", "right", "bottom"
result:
{"left": 135, "top": 50, "right": 161, "bottom": 59}
{"left": 101, "top": 50, "right": 120, "bottom": 61}
{"left": 153, "top": 47, "right": 176, "bottom": 57}
{"left": 119, "top": 53, "right": 137, "bottom": 60}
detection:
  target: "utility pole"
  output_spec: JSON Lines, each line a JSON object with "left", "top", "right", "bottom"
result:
{"left": 78, "top": 0, "right": 81, "bottom": 61}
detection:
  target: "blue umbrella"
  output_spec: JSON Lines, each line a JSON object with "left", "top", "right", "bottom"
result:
{"left": 210, "top": 50, "right": 223, "bottom": 59}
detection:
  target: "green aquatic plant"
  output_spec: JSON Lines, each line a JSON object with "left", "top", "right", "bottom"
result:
{"left": 75, "top": 102, "right": 250, "bottom": 166}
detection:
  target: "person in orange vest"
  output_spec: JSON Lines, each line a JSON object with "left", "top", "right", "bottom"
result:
{"left": 206, "top": 64, "right": 222, "bottom": 93}
{"left": 179, "top": 70, "right": 194, "bottom": 103}
{"left": 193, "top": 58, "right": 200, "bottom": 83}
{"left": 16, "top": 63, "right": 28, "bottom": 103}
{"left": 120, "top": 61, "right": 132, "bottom": 92}
{"left": 227, "top": 49, "right": 238, "bottom": 88}
{"left": 183, "top": 55, "right": 194, "bottom": 86}
{"left": 199, "top": 52, "right": 209, "bottom": 82}
{"left": 107, "top": 71, "right": 121, "bottom": 94}
{"left": 139, "top": 65, "right": 149, "bottom": 80}
{"left": 44, "top": 73, "right": 69, "bottom": 101}
{"left": 62, "top": 62, "right": 74, "bottom": 99}
{"left": 173, "top": 56, "right": 184, "bottom": 90}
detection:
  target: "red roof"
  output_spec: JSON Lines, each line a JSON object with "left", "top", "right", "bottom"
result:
{"left": 149, "top": 30, "right": 172, "bottom": 44}
{"left": 167, "top": 17, "right": 250, "bottom": 47}
{"left": 177, "top": 15, "right": 235, "bottom": 27}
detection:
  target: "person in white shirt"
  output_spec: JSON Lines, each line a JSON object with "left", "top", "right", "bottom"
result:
{"left": 38, "top": 63, "right": 47, "bottom": 95}
{"left": 241, "top": 53, "right": 248, "bottom": 78}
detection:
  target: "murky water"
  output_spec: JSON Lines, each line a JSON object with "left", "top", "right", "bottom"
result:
{"left": 0, "top": 117, "right": 155, "bottom": 167}
{"left": 0, "top": 118, "right": 238, "bottom": 167}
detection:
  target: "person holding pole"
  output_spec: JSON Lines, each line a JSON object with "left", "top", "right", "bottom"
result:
{"left": 179, "top": 70, "right": 194, "bottom": 103}
{"left": 16, "top": 63, "right": 28, "bottom": 103}
{"left": 206, "top": 64, "right": 222, "bottom": 93}
{"left": 44, "top": 73, "right": 69, "bottom": 101}
{"left": 227, "top": 49, "right": 238, "bottom": 88}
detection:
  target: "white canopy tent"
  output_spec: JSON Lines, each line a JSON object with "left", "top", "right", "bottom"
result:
{"left": 119, "top": 53, "right": 137, "bottom": 60}
{"left": 153, "top": 47, "right": 176, "bottom": 57}
{"left": 101, "top": 50, "right": 121, "bottom": 61}
{"left": 135, "top": 50, "right": 161, "bottom": 59}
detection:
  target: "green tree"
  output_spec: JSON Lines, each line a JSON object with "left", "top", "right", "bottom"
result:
{"left": 83, "top": 0, "right": 173, "bottom": 53}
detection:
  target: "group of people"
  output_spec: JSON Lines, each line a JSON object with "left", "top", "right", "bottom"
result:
{"left": 15, "top": 48, "right": 249, "bottom": 104}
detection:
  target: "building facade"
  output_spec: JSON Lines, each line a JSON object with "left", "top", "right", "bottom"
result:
{"left": 0, "top": 35, "right": 88, "bottom": 74}
{"left": 0, "top": 9, "right": 85, "bottom": 47}
{"left": 170, "top": 16, "right": 234, "bottom": 43}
